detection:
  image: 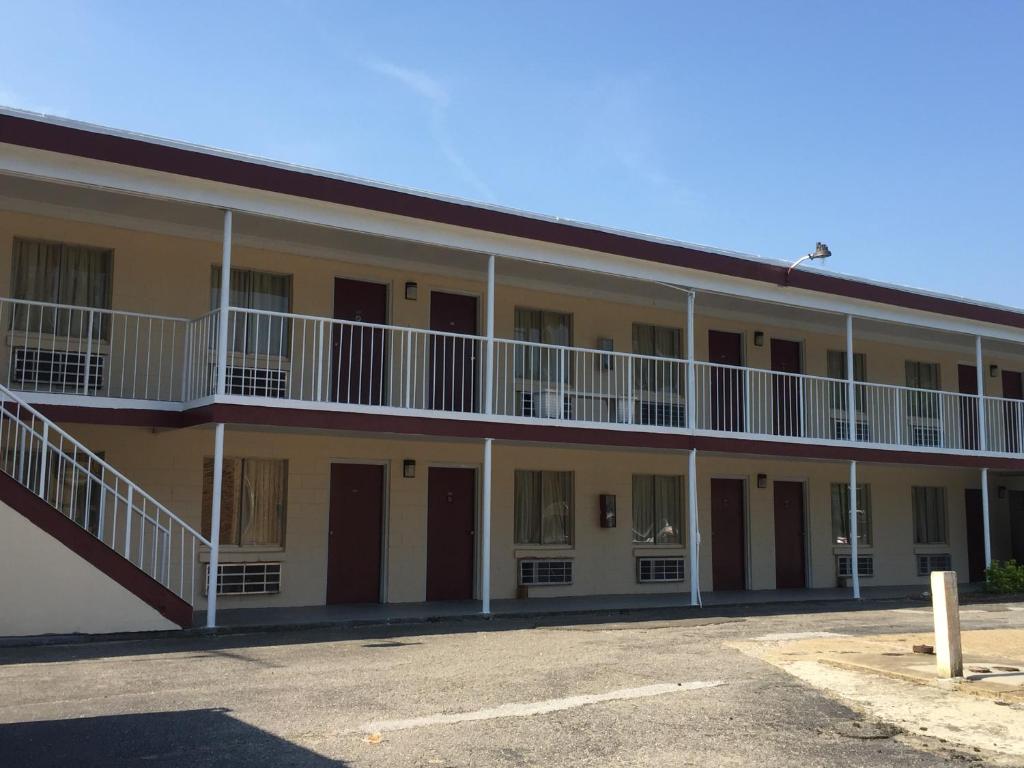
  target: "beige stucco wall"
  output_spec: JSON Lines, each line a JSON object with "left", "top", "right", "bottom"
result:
{"left": 0, "top": 502, "right": 179, "bottom": 636}
{"left": 60, "top": 423, "right": 1002, "bottom": 610}
{"left": 3, "top": 209, "right": 1023, "bottom": 400}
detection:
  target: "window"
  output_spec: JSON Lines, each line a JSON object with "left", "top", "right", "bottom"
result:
{"left": 827, "top": 350, "right": 867, "bottom": 411}
{"left": 211, "top": 267, "right": 292, "bottom": 356}
{"left": 632, "top": 474, "right": 683, "bottom": 544}
{"left": 906, "top": 361, "right": 940, "bottom": 391}
{"left": 912, "top": 486, "right": 947, "bottom": 545}
{"left": 830, "top": 483, "right": 872, "bottom": 546}
{"left": 633, "top": 324, "right": 683, "bottom": 393}
{"left": 10, "top": 237, "right": 113, "bottom": 338}
{"left": 514, "top": 308, "right": 572, "bottom": 383}
{"left": 514, "top": 470, "right": 573, "bottom": 545}
{"left": 202, "top": 457, "right": 287, "bottom": 547}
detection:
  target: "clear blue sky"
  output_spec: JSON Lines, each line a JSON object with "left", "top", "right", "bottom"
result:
{"left": 2, "top": 1, "right": 1021, "bottom": 307}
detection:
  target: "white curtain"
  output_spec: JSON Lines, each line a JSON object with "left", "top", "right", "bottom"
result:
{"left": 212, "top": 268, "right": 292, "bottom": 356}
{"left": 633, "top": 474, "right": 682, "bottom": 544}
{"left": 515, "top": 469, "right": 571, "bottom": 545}
{"left": 831, "top": 483, "right": 872, "bottom": 545}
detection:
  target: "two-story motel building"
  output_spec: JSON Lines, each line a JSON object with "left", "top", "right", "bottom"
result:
{"left": 1, "top": 107, "right": 1022, "bottom": 636}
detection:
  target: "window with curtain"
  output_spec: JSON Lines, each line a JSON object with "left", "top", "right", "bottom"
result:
{"left": 905, "top": 361, "right": 941, "bottom": 418}
{"left": 10, "top": 237, "right": 113, "bottom": 338}
{"left": 827, "top": 350, "right": 868, "bottom": 411}
{"left": 830, "top": 482, "right": 872, "bottom": 545}
{"left": 211, "top": 267, "right": 293, "bottom": 356}
{"left": 632, "top": 474, "right": 683, "bottom": 544}
{"left": 912, "top": 486, "right": 947, "bottom": 545}
{"left": 514, "top": 308, "right": 572, "bottom": 383}
{"left": 514, "top": 469, "right": 573, "bottom": 545}
{"left": 632, "top": 324, "right": 683, "bottom": 394}
{"left": 202, "top": 457, "right": 287, "bottom": 547}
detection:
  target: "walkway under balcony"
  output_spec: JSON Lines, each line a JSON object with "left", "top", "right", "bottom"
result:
{"left": 2, "top": 298, "right": 1023, "bottom": 462}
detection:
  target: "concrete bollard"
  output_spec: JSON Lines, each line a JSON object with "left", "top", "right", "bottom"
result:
{"left": 930, "top": 571, "right": 963, "bottom": 678}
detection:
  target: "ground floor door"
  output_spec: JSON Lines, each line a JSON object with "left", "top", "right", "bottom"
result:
{"left": 1011, "top": 490, "right": 1024, "bottom": 563}
{"left": 327, "top": 463, "right": 384, "bottom": 603}
{"left": 1002, "top": 371, "right": 1023, "bottom": 452}
{"left": 426, "top": 467, "right": 476, "bottom": 601}
{"left": 965, "top": 488, "right": 986, "bottom": 583}
{"left": 711, "top": 478, "right": 746, "bottom": 590}
{"left": 773, "top": 481, "right": 806, "bottom": 589}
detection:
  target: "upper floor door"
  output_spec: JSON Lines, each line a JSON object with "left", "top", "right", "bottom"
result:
{"left": 958, "top": 364, "right": 980, "bottom": 450}
{"left": 332, "top": 278, "right": 388, "bottom": 405}
{"left": 771, "top": 339, "right": 803, "bottom": 437}
{"left": 429, "top": 292, "right": 479, "bottom": 412}
{"left": 1002, "top": 371, "right": 1023, "bottom": 452}
{"left": 708, "top": 330, "right": 744, "bottom": 431}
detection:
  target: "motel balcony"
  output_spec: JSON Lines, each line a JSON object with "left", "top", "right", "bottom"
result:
{"left": 1, "top": 297, "right": 1022, "bottom": 459}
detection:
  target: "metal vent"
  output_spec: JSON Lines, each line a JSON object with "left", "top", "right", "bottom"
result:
{"left": 12, "top": 348, "right": 104, "bottom": 392}
{"left": 637, "top": 557, "right": 685, "bottom": 583}
{"left": 910, "top": 424, "right": 942, "bottom": 447}
{"left": 518, "top": 391, "right": 571, "bottom": 419}
{"left": 916, "top": 553, "right": 952, "bottom": 577}
{"left": 637, "top": 402, "right": 686, "bottom": 428}
{"left": 224, "top": 366, "right": 288, "bottom": 398}
{"left": 518, "top": 558, "right": 573, "bottom": 586}
{"left": 204, "top": 562, "right": 282, "bottom": 595}
{"left": 836, "top": 554, "right": 874, "bottom": 577}
{"left": 831, "top": 418, "right": 870, "bottom": 441}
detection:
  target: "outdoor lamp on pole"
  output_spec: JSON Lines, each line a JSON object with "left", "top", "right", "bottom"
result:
{"left": 786, "top": 242, "right": 832, "bottom": 283}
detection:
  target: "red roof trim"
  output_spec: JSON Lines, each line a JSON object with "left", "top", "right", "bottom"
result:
{"left": 2, "top": 110, "right": 1021, "bottom": 329}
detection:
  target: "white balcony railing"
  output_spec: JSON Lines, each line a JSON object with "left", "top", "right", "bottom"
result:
{"left": 6, "top": 300, "right": 1023, "bottom": 457}
{"left": 0, "top": 297, "right": 188, "bottom": 402}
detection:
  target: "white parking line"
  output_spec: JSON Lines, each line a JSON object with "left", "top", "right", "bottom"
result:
{"left": 359, "top": 681, "right": 724, "bottom": 734}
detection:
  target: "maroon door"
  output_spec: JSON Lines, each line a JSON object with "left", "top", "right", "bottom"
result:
{"left": 708, "top": 331, "right": 744, "bottom": 431}
{"left": 332, "top": 278, "right": 388, "bottom": 405}
{"left": 327, "top": 463, "right": 384, "bottom": 604}
{"left": 964, "top": 489, "right": 986, "bottom": 583}
{"left": 1002, "top": 371, "right": 1023, "bottom": 452}
{"left": 771, "top": 339, "right": 802, "bottom": 437}
{"left": 958, "top": 364, "right": 980, "bottom": 450}
{"left": 429, "top": 292, "right": 479, "bottom": 412}
{"left": 1010, "top": 491, "right": 1024, "bottom": 563}
{"left": 773, "top": 481, "right": 806, "bottom": 588}
{"left": 426, "top": 467, "right": 476, "bottom": 601}
{"left": 711, "top": 478, "right": 746, "bottom": 590}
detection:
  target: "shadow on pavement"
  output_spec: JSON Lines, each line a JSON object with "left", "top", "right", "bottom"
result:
{"left": 0, "top": 708, "right": 346, "bottom": 768}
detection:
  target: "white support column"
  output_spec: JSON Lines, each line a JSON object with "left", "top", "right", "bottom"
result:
{"left": 686, "top": 291, "right": 696, "bottom": 433}
{"left": 688, "top": 448, "right": 700, "bottom": 606}
{"left": 215, "top": 210, "right": 233, "bottom": 397}
{"left": 484, "top": 255, "right": 496, "bottom": 415}
{"left": 976, "top": 336, "right": 987, "bottom": 450}
{"left": 981, "top": 467, "right": 992, "bottom": 568}
{"left": 846, "top": 315, "right": 856, "bottom": 443}
{"left": 481, "top": 438, "right": 493, "bottom": 614}
{"left": 849, "top": 459, "right": 861, "bottom": 600}
{"left": 206, "top": 422, "right": 226, "bottom": 628}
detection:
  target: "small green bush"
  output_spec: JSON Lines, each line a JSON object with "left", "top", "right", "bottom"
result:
{"left": 985, "top": 560, "right": 1024, "bottom": 594}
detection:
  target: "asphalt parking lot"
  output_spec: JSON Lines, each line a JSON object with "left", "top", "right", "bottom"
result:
{"left": 1, "top": 598, "right": 1021, "bottom": 767}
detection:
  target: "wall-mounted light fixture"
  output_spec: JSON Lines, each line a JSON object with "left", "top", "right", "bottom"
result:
{"left": 754, "top": 331, "right": 765, "bottom": 347}
{"left": 990, "top": 364, "right": 1000, "bottom": 378}
{"left": 757, "top": 473, "right": 768, "bottom": 489}
{"left": 998, "top": 486, "right": 1007, "bottom": 499}
{"left": 403, "top": 459, "right": 416, "bottom": 479}
{"left": 405, "top": 282, "right": 418, "bottom": 301}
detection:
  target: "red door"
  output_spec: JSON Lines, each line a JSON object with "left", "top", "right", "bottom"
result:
{"left": 965, "top": 489, "right": 986, "bottom": 583}
{"left": 773, "top": 481, "right": 806, "bottom": 588}
{"left": 771, "top": 339, "right": 802, "bottom": 437}
{"left": 958, "top": 364, "right": 980, "bottom": 450}
{"left": 1002, "top": 371, "right": 1023, "bottom": 452}
{"left": 429, "top": 292, "right": 479, "bottom": 412}
{"left": 711, "top": 478, "right": 746, "bottom": 590}
{"left": 708, "top": 331, "right": 744, "bottom": 431}
{"left": 327, "top": 463, "right": 384, "bottom": 603}
{"left": 426, "top": 467, "right": 476, "bottom": 601}
{"left": 332, "top": 278, "right": 388, "bottom": 405}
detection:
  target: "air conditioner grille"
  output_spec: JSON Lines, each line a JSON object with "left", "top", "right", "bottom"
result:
{"left": 518, "top": 558, "right": 573, "bottom": 586}
{"left": 637, "top": 557, "right": 685, "bottom": 583}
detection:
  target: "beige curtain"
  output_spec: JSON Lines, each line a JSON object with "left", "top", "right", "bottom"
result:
{"left": 211, "top": 268, "right": 292, "bottom": 356}
{"left": 541, "top": 471, "right": 572, "bottom": 546}
{"left": 240, "top": 459, "right": 287, "bottom": 546}
{"left": 514, "top": 469, "right": 540, "bottom": 544}
{"left": 632, "top": 474, "right": 655, "bottom": 543}
{"left": 831, "top": 483, "right": 872, "bottom": 545}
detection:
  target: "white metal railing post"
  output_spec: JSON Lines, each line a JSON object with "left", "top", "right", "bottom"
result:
{"left": 38, "top": 422, "right": 49, "bottom": 498}
{"left": 481, "top": 437, "right": 493, "bottom": 614}
{"left": 686, "top": 291, "right": 696, "bottom": 433}
{"left": 83, "top": 311, "right": 95, "bottom": 395}
{"left": 485, "top": 254, "right": 495, "bottom": 415}
{"left": 981, "top": 467, "right": 992, "bottom": 568}
{"left": 688, "top": 448, "right": 700, "bottom": 606}
{"left": 849, "top": 460, "right": 860, "bottom": 599}
{"left": 976, "top": 336, "right": 987, "bottom": 450}
{"left": 206, "top": 422, "right": 226, "bottom": 628}
{"left": 846, "top": 315, "right": 856, "bottom": 443}
{"left": 215, "top": 210, "right": 233, "bottom": 398}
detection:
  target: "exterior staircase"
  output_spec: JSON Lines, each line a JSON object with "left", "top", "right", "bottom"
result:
{"left": 0, "top": 383, "right": 208, "bottom": 633}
